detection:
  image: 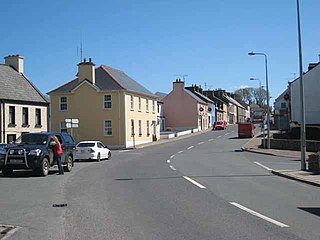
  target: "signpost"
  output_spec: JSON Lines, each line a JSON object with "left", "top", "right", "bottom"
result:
{"left": 65, "top": 118, "right": 79, "bottom": 137}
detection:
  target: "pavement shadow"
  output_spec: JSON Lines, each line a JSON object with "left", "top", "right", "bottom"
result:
{"left": 0, "top": 169, "right": 59, "bottom": 178}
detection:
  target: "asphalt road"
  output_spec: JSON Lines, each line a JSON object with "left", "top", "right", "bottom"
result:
{"left": 0, "top": 125, "right": 319, "bottom": 240}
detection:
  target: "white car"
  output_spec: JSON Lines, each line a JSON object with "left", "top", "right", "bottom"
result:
{"left": 75, "top": 141, "right": 111, "bottom": 161}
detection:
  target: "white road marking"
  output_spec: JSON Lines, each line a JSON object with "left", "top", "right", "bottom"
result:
{"left": 198, "top": 142, "right": 204, "bottom": 145}
{"left": 208, "top": 139, "right": 214, "bottom": 142}
{"left": 119, "top": 150, "right": 132, "bottom": 153}
{"left": 254, "top": 162, "right": 273, "bottom": 171}
{"left": 230, "top": 202, "right": 289, "bottom": 228}
{"left": 178, "top": 151, "right": 184, "bottom": 154}
{"left": 1, "top": 226, "right": 22, "bottom": 240}
{"left": 167, "top": 159, "right": 170, "bottom": 164}
{"left": 217, "top": 136, "right": 222, "bottom": 138}
{"left": 225, "top": 133, "right": 230, "bottom": 135}
{"left": 170, "top": 165, "right": 176, "bottom": 171}
{"left": 183, "top": 176, "right": 206, "bottom": 189}
{"left": 170, "top": 155, "right": 175, "bottom": 159}
{"left": 187, "top": 146, "right": 194, "bottom": 150}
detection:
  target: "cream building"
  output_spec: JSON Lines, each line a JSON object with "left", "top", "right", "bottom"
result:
{"left": 0, "top": 55, "right": 49, "bottom": 143}
{"left": 48, "top": 58, "right": 159, "bottom": 148}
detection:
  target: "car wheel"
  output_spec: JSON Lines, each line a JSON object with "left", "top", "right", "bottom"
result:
{"left": 64, "top": 155, "right": 73, "bottom": 172}
{"left": 107, "top": 151, "right": 111, "bottom": 160}
{"left": 2, "top": 166, "right": 13, "bottom": 177}
{"left": 38, "top": 158, "right": 49, "bottom": 176}
{"left": 97, "top": 153, "right": 101, "bottom": 162}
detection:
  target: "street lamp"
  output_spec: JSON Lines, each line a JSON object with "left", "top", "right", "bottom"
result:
{"left": 248, "top": 51, "right": 270, "bottom": 149}
{"left": 296, "top": 0, "right": 306, "bottom": 170}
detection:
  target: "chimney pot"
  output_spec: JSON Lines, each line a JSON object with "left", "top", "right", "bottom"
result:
{"left": 89, "top": 58, "right": 92, "bottom": 62}
{"left": 83, "top": 58, "right": 86, "bottom": 63}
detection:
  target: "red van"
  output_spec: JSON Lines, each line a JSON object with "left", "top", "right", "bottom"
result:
{"left": 238, "top": 123, "right": 255, "bottom": 138}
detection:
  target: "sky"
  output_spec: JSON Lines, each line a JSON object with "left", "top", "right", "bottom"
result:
{"left": 1, "top": 0, "right": 319, "bottom": 104}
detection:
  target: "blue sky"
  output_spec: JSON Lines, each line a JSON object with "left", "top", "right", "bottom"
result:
{"left": 1, "top": 0, "right": 319, "bottom": 103}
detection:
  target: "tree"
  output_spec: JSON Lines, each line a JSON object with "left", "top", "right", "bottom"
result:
{"left": 234, "top": 87, "right": 267, "bottom": 108}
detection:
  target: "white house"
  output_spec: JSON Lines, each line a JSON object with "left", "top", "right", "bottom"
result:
{"left": 274, "top": 88, "right": 290, "bottom": 130}
{"left": 290, "top": 62, "right": 320, "bottom": 125}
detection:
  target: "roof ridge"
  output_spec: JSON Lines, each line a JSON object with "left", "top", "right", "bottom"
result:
{"left": 21, "top": 73, "right": 48, "bottom": 103}
{"left": 101, "top": 65, "right": 124, "bottom": 73}
{"left": 47, "top": 78, "right": 78, "bottom": 94}
{"left": 100, "top": 65, "right": 126, "bottom": 89}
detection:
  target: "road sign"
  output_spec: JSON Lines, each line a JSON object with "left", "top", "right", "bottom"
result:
{"left": 65, "top": 118, "right": 79, "bottom": 128}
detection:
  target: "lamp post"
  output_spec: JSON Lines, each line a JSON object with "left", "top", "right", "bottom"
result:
{"left": 296, "top": 0, "right": 306, "bottom": 170}
{"left": 248, "top": 52, "right": 270, "bottom": 149}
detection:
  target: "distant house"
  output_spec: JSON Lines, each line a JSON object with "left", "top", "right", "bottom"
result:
{"left": 48, "top": 58, "right": 160, "bottom": 148}
{"left": 274, "top": 88, "right": 290, "bottom": 130}
{"left": 289, "top": 62, "right": 320, "bottom": 125}
{"left": 155, "top": 92, "right": 167, "bottom": 132}
{"left": 203, "top": 90, "right": 227, "bottom": 123}
{"left": 185, "top": 85, "right": 214, "bottom": 128}
{"left": 0, "top": 55, "right": 49, "bottom": 143}
{"left": 162, "top": 79, "right": 210, "bottom": 131}
{"left": 224, "top": 93, "right": 246, "bottom": 123}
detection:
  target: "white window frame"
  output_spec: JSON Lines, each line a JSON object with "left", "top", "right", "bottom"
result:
{"left": 146, "top": 99, "right": 149, "bottom": 112}
{"left": 104, "top": 120, "right": 113, "bottom": 136}
{"left": 60, "top": 121, "right": 68, "bottom": 133}
{"left": 152, "top": 100, "right": 155, "bottom": 113}
{"left": 146, "top": 120, "right": 150, "bottom": 136}
{"left": 103, "top": 95, "right": 112, "bottom": 109}
{"left": 130, "top": 95, "right": 134, "bottom": 110}
{"left": 138, "top": 120, "right": 142, "bottom": 136}
{"left": 60, "top": 96, "right": 68, "bottom": 111}
{"left": 138, "top": 97, "right": 142, "bottom": 111}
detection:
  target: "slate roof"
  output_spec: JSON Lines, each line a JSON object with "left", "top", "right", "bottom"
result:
{"left": 0, "top": 64, "right": 48, "bottom": 103}
{"left": 48, "top": 65, "right": 157, "bottom": 98}
{"left": 155, "top": 92, "right": 167, "bottom": 101}
{"left": 184, "top": 89, "right": 206, "bottom": 104}
{"left": 224, "top": 95, "right": 245, "bottom": 109}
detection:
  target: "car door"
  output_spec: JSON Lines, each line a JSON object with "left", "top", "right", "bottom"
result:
{"left": 62, "top": 134, "right": 76, "bottom": 162}
{"left": 97, "top": 142, "right": 107, "bottom": 159}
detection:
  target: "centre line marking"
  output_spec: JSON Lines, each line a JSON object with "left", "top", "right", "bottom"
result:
{"left": 178, "top": 151, "right": 184, "bottom": 154}
{"left": 183, "top": 176, "right": 206, "bottom": 189}
{"left": 170, "top": 155, "right": 175, "bottom": 159}
{"left": 198, "top": 142, "right": 204, "bottom": 145}
{"left": 230, "top": 202, "right": 289, "bottom": 228}
{"left": 170, "top": 165, "right": 176, "bottom": 171}
{"left": 167, "top": 159, "right": 170, "bottom": 164}
{"left": 208, "top": 139, "right": 214, "bottom": 142}
{"left": 217, "top": 136, "right": 222, "bottom": 138}
{"left": 187, "top": 146, "right": 194, "bottom": 150}
{"left": 254, "top": 162, "right": 273, "bottom": 171}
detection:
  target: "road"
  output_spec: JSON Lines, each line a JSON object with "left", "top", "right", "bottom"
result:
{"left": 0, "top": 125, "right": 319, "bottom": 239}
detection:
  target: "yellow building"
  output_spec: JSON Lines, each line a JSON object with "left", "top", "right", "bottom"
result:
{"left": 48, "top": 58, "right": 159, "bottom": 148}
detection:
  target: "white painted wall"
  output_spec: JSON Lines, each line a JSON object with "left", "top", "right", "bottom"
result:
{"left": 290, "top": 64, "right": 320, "bottom": 124}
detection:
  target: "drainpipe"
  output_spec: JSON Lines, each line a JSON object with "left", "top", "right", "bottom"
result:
{"left": 0, "top": 100, "right": 2, "bottom": 142}
{"left": 0, "top": 100, "right": 5, "bottom": 142}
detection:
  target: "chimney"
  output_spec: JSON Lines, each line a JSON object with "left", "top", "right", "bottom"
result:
{"left": 173, "top": 78, "right": 185, "bottom": 92}
{"left": 308, "top": 63, "right": 318, "bottom": 71}
{"left": 4, "top": 54, "right": 24, "bottom": 73}
{"left": 78, "top": 58, "right": 96, "bottom": 84}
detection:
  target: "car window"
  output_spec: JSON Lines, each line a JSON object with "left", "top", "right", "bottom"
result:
{"left": 77, "top": 143, "right": 95, "bottom": 147}
{"left": 63, "top": 134, "right": 74, "bottom": 144}
{"left": 97, "top": 142, "right": 105, "bottom": 148}
{"left": 55, "top": 135, "right": 63, "bottom": 144}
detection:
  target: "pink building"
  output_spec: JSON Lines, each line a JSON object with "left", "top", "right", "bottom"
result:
{"left": 162, "top": 79, "right": 209, "bottom": 131}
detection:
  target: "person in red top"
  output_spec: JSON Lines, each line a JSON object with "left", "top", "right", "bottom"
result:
{"left": 50, "top": 136, "right": 64, "bottom": 175}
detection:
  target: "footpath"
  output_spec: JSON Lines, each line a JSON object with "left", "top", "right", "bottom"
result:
{"left": 242, "top": 132, "right": 320, "bottom": 187}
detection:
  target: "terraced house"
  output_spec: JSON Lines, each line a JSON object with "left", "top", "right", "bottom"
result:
{"left": 48, "top": 58, "right": 160, "bottom": 148}
{"left": 0, "top": 55, "right": 49, "bottom": 143}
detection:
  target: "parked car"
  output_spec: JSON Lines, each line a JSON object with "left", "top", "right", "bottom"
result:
{"left": 1, "top": 132, "right": 76, "bottom": 177}
{"left": 75, "top": 141, "right": 111, "bottom": 162}
{"left": 0, "top": 144, "right": 8, "bottom": 170}
{"left": 213, "top": 120, "right": 227, "bottom": 130}
{"left": 238, "top": 122, "right": 255, "bottom": 138}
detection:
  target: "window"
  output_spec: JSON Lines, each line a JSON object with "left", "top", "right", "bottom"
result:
{"left": 63, "top": 134, "right": 75, "bottom": 144}
{"left": 35, "top": 108, "right": 41, "bottom": 126}
{"left": 146, "top": 99, "right": 149, "bottom": 112}
{"left": 281, "top": 102, "right": 286, "bottom": 109}
{"left": 60, "top": 121, "right": 68, "bottom": 133}
{"left": 104, "top": 120, "right": 112, "bottom": 136}
{"left": 146, "top": 120, "right": 150, "bottom": 136}
{"left": 7, "top": 134, "right": 16, "bottom": 144}
{"left": 138, "top": 120, "right": 142, "bottom": 136}
{"left": 131, "top": 119, "right": 135, "bottom": 136}
{"left": 22, "top": 107, "right": 29, "bottom": 126}
{"left": 60, "top": 96, "right": 68, "bottom": 111}
{"left": 157, "top": 104, "right": 160, "bottom": 114}
{"left": 152, "top": 100, "right": 155, "bottom": 112}
{"left": 138, "top": 97, "right": 141, "bottom": 111}
{"left": 104, "top": 95, "right": 112, "bottom": 109}
{"left": 9, "top": 106, "right": 15, "bottom": 125}
{"left": 130, "top": 95, "right": 134, "bottom": 110}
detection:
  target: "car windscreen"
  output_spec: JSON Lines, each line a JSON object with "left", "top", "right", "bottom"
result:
{"left": 217, "top": 121, "right": 223, "bottom": 125}
{"left": 17, "top": 134, "right": 49, "bottom": 145}
{"left": 77, "top": 143, "right": 95, "bottom": 147}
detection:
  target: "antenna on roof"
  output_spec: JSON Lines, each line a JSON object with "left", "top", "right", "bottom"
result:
{"left": 175, "top": 74, "right": 188, "bottom": 82}
{"left": 80, "top": 31, "right": 83, "bottom": 62}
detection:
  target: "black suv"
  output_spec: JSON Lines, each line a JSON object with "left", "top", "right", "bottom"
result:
{"left": 1, "top": 132, "right": 76, "bottom": 177}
